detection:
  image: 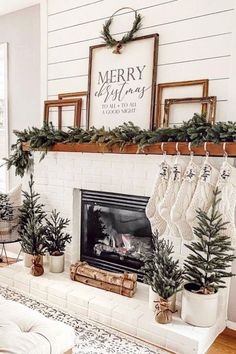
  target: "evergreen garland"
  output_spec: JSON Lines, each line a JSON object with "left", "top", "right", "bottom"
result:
{"left": 2, "top": 114, "right": 236, "bottom": 178}
{"left": 45, "top": 209, "right": 72, "bottom": 256}
{"left": 18, "top": 174, "right": 47, "bottom": 255}
{"left": 141, "top": 232, "right": 183, "bottom": 299}
{"left": 0, "top": 193, "right": 14, "bottom": 221}
{"left": 184, "top": 188, "right": 236, "bottom": 294}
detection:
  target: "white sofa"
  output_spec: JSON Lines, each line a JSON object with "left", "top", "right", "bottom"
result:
{"left": 0, "top": 295, "right": 75, "bottom": 354}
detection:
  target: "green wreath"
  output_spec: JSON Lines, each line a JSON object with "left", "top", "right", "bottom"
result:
{"left": 101, "top": 7, "right": 142, "bottom": 53}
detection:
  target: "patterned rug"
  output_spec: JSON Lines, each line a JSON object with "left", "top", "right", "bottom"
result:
{"left": 0, "top": 286, "right": 169, "bottom": 354}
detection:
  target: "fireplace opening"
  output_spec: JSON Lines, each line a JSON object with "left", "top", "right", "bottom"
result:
{"left": 80, "top": 190, "right": 152, "bottom": 281}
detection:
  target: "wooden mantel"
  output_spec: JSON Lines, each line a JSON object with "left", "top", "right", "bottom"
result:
{"left": 22, "top": 142, "right": 236, "bottom": 157}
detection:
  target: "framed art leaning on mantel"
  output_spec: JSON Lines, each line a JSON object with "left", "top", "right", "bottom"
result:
{"left": 87, "top": 33, "right": 159, "bottom": 130}
{"left": 163, "top": 96, "right": 217, "bottom": 127}
{"left": 44, "top": 99, "right": 82, "bottom": 129}
{"left": 156, "top": 79, "right": 209, "bottom": 128}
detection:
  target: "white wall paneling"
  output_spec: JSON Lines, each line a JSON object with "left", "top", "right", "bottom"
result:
{"left": 46, "top": 0, "right": 235, "bottom": 123}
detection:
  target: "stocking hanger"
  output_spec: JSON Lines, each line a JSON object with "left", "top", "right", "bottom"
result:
{"left": 174, "top": 142, "right": 180, "bottom": 164}
{"left": 204, "top": 142, "right": 209, "bottom": 162}
{"left": 161, "top": 142, "right": 167, "bottom": 158}
{"left": 223, "top": 142, "right": 228, "bottom": 162}
{"left": 188, "top": 142, "right": 194, "bottom": 161}
{"left": 175, "top": 142, "right": 180, "bottom": 156}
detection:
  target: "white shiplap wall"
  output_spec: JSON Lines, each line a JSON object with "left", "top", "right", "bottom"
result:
{"left": 45, "top": 0, "right": 235, "bottom": 128}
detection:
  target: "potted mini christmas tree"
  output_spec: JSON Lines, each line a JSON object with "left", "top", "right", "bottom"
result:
{"left": 141, "top": 232, "right": 183, "bottom": 324}
{"left": 0, "top": 193, "right": 14, "bottom": 235}
{"left": 181, "top": 188, "right": 236, "bottom": 327}
{"left": 45, "top": 209, "right": 72, "bottom": 273}
{"left": 18, "top": 174, "right": 47, "bottom": 272}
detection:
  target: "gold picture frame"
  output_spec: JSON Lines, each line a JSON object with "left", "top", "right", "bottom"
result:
{"left": 163, "top": 96, "right": 217, "bottom": 127}
{"left": 156, "top": 79, "right": 209, "bottom": 128}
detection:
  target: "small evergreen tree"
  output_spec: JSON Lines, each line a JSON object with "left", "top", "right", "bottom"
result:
{"left": 18, "top": 174, "right": 47, "bottom": 255}
{"left": 45, "top": 209, "right": 72, "bottom": 256}
{"left": 184, "top": 188, "right": 236, "bottom": 294}
{"left": 0, "top": 193, "right": 14, "bottom": 221}
{"left": 141, "top": 232, "right": 183, "bottom": 299}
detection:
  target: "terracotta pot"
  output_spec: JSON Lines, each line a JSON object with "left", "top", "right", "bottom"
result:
{"left": 31, "top": 255, "right": 44, "bottom": 276}
{"left": 49, "top": 254, "right": 65, "bottom": 273}
{"left": 24, "top": 253, "right": 43, "bottom": 268}
{"left": 181, "top": 283, "right": 218, "bottom": 327}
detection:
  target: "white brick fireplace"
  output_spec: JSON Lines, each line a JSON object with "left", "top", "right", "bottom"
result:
{"left": 1, "top": 150, "right": 232, "bottom": 354}
{"left": 13, "top": 152, "right": 228, "bottom": 354}
{"left": 32, "top": 150, "right": 229, "bottom": 269}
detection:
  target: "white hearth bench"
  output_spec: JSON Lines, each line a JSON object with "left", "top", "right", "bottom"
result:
{"left": 0, "top": 262, "right": 227, "bottom": 354}
{"left": 0, "top": 294, "right": 75, "bottom": 354}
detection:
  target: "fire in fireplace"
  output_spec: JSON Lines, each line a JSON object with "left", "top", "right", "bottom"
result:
{"left": 80, "top": 190, "right": 152, "bottom": 280}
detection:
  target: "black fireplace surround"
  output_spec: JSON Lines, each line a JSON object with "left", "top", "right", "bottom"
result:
{"left": 80, "top": 190, "right": 152, "bottom": 281}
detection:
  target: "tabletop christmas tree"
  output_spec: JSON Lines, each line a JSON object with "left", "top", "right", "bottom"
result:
{"left": 18, "top": 174, "right": 47, "bottom": 258}
{"left": 141, "top": 232, "right": 183, "bottom": 324}
{"left": 45, "top": 209, "right": 71, "bottom": 256}
{"left": 184, "top": 188, "right": 236, "bottom": 294}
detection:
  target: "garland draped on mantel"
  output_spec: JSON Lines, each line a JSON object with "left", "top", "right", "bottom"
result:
{"left": 3, "top": 114, "right": 236, "bottom": 178}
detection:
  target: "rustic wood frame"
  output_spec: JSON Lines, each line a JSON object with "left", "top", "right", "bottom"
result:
{"left": 58, "top": 92, "right": 87, "bottom": 128}
{"left": 156, "top": 79, "right": 209, "bottom": 128}
{"left": 87, "top": 33, "right": 159, "bottom": 130}
{"left": 58, "top": 92, "right": 88, "bottom": 99}
{"left": 44, "top": 99, "right": 82, "bottom": 129}
{"left": 163, "top": 96, "right": 217, "bottom": 127}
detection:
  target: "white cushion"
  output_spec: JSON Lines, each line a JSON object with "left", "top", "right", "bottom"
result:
{"left": 0, "top": 296, "right": 75, "bottom": 354}
{"left": 8, "top": 184, "right": 22, "bottom": 206}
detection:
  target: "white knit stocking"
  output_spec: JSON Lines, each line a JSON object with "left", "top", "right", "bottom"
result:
{"left": 186, "top": 159, "right": 219, "bottom": 231}
{"left": 159, "top": 158, "right": 186, "bottom": 237}
{"left": 146, "top": 160, "right": 170, "bottom": 236}
{"left": 171, "top": 160, "right": 200, "bottom": 240}
{"left": 215, "top": 160, "right": 236, "bottom": 246}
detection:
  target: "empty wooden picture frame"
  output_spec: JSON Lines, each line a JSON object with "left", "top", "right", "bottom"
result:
{"left": 44, "top": 98, "right": 82, "bottom": 129}
{"left": 58, "top": 92, "right": 88, "bottom": 129}
{"left": 156, "top": 79, "right": 209, "bottom": 128}
{"left": 58, "top": 91, "right": 88, "bottom": 100}
{"left": 163, "top": 96, "right": 217, "bottom": 127}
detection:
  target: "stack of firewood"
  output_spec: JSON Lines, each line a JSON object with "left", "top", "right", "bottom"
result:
{"left": 70, "top": 261, "right": 137, "bottom": 297}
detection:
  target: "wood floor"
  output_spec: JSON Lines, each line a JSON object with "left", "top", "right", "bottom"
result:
{"left": 207, "top": 328, "right": 236, "bottom": 354}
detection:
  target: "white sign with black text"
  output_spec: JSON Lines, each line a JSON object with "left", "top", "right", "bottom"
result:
{"left": 87, "top": 34, "right": 158, "bottom": 129}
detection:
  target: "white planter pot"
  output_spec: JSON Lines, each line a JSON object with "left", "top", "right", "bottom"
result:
{"left": 181, "top": 283, "right": 218, "bottom": 327}
{"left": 49, "top": 254, "right": 65, "bottom": 273}
{"left": 149, "top": 287, "right": 159, "bottom": 311}
{"left": 24, "top": 253, "right": 43, "bottom": 268}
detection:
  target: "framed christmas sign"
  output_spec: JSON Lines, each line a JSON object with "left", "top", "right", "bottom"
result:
{"left": 87, "top": 33, "right": 158, "bottom": 130}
